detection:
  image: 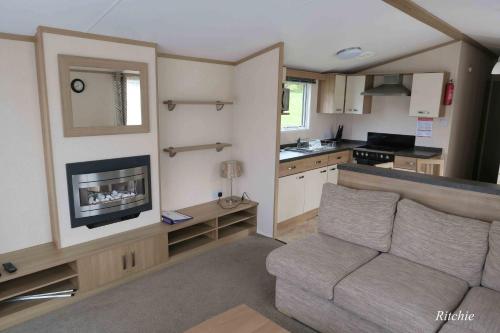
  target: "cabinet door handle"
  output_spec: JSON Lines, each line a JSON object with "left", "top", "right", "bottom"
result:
{"left": 417, "top": 110, "right": 429, "bottom": 114}
{"left": 288, "top": 165, "right": 296, "bottom": 170}
{"left": 122, "top": 255, "right": 127, "bottom": 270}
{"left": 131, "top": 251, "right": 136, "bottom": 268}
{"left": 320, "top": 170, "right": 327, "bottom": 173}
{"left": 298, "top": 175, "right": 305, "bottom": 179}
{"left": 330, "top": 167, "right": 337, "bottom": 171}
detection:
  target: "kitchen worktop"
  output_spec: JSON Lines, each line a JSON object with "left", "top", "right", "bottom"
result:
{"left": 279, "top": 140, "right": 443, "bottom": 163}
{"left": 279, "top": 140, "right": 363, "bottom": 162}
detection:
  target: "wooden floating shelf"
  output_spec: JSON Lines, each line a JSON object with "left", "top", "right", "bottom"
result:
{"left": 163, "top": 142, "right": 232, "bottom": 157}
{"left": 164, "top": 100, "right": 234, "bottom": 111}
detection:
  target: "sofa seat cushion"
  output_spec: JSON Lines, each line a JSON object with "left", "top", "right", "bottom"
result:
{"left": 439, "top": 287, "right": 500, "bottom": 333}
{"left": 318, "top": 183, "right": 400, "bottom": 252}
{"left": 266, "top": 233, "right": 378, "bottom": 300}
{"left": 334, "top": 253, "right": 469, "bottom": 333}
{"left": 391, "top": 199, "right": 490, "bottom": 286}
{"left": 482, "top": 221, "right": 500, "bottom": 292}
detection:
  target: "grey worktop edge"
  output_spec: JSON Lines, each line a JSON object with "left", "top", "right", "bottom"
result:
{"left": 338, "top": 163, "right": 500, "bottom": 196}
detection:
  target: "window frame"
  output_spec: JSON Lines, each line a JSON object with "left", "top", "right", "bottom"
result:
{"left": 280, "top": 80, "right": 312, "bottom": 132}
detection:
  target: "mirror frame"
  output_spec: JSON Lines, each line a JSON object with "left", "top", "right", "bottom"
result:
{"left": 58, "top": 54, "right": 150, "bottom": 137}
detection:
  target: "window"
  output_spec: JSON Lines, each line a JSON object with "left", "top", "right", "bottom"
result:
{"left": 281, "top": 81, "right": 311, "bottom": 131}
{"left": 126, "top": 76, "right": 142, "bottom": 125}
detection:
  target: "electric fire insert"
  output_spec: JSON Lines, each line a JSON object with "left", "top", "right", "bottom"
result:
{"left": 66, "top": 155, "right": 152, "bottom": 229}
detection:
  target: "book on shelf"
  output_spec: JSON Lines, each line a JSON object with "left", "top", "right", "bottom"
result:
{"left": 161, "top": 210, "right": 193, "bottom": 225}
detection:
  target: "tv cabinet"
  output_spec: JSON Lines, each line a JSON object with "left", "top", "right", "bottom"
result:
{"left": 0, "top": 199, "right": 257, "bottom": 330}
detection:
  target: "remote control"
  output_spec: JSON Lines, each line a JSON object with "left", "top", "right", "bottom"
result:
{"left": 3, "top": 262, "right": 17, "bottom": 273}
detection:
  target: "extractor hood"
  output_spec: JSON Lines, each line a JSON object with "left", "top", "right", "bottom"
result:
{"left": 361, "top": 74, "right": 411, "bottom": 96}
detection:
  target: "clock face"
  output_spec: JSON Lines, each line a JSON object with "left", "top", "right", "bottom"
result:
{"left": 71, "top": 79, "right": 85, "bottom": 93}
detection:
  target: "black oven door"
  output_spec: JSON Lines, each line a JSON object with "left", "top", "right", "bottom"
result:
{"left": 354, "top": 158, "right": 383, "bottom": 166}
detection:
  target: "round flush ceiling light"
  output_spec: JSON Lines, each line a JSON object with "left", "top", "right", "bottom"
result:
{"left": 357, "top": 51, "right": 375, "bottom": 59}
{"left": 336, "top": 47, "right": 363, "bottom": 60}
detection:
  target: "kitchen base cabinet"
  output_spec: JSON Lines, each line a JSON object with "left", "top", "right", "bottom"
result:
{"left": 278, "top": 173, "right": 306, "bottom": 223}
{"left": 304, "top": 167, "right": 328, "bottom": 212}
{"left": 327, "top": 164, "right": 339, "bottom": 184}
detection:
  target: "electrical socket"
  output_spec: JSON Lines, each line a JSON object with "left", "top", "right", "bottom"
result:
{"left": 212, "top": 190, "right": 223, "bottom": 199}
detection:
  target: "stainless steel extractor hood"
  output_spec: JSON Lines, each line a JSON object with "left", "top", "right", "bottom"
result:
{"left": 361, "top": 74, "right": 411, "bottom": 96}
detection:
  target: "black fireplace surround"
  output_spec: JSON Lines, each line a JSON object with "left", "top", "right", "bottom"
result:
{"left": 66, "top": 155, "right": 152, "bottom": 229}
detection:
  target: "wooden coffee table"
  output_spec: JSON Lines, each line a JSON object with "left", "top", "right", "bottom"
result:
{"left": 185, "top": 304, "right": 289, "bottom": 333}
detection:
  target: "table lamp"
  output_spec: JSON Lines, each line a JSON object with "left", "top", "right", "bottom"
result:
{"left": 221, "top": 160, "right": 242, "bottom": 206}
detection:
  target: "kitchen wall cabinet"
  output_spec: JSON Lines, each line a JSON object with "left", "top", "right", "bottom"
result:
{"left": 318, "top": 74, "right": 346, "bottom": 114}
{"left": 304, "top": 167, "right": 328, "bottom": 212}
{"left": 327, "top": 164, "right": 339, "bottom": 184}
{"left": 77, "top": 234, "right": 167, "bottom": 291}
{"left": 409, "top": 73, "right": 446, "bottom": 117}
{"left": 345, "top": 75, "right": 373, "bottom": 115}
{"left": 278, "top": 173, "right": 306, "bottom": 222}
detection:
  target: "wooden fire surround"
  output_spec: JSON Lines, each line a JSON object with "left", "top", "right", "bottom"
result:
{"left": 0, "top": 200, "right": 258, "bottom": 330}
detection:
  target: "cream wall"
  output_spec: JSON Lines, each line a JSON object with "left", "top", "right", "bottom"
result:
{"left": 280, "top": 83, "right": 337, "bottom": 144}
{"left": 446, "top": 42, "right": 496, "bottom": 178}
{"left": 333, "top": 41, "right": 493, "bottom": 178}
{"left": 233, "top": 47, "right": 280, "bottom": 237}
{"left": 0, "top": 39, "right": 52, "bottom": 254}
{"left": 331, "top": 42, "right": 462, "bottom": 176}
{"left": 342, "top": 42, "right": 462, "bottom": 150}
{"left": 158, "top": 58, "right": 234, "bottom": 210}
{"left": 41, "top": 32, "right": 160, "bottom": 247}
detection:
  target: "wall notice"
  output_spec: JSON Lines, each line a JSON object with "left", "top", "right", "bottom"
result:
{"left": 416, "top": 117, "right": 433, "bottom": 137}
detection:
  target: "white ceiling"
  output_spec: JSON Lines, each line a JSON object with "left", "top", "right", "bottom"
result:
{"left": 414, "top": 0, "right": 500, "bottom": 55}
{"left": 0, "top": 0, "right": 459, "bottom": 71}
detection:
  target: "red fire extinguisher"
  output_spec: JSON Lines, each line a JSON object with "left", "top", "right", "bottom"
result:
{"left": 443, "top": 79, "right": 454, "bottom": 105}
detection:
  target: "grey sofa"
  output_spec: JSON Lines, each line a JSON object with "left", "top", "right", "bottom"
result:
{"left": 267, "top": 183, "right": 500, "bottom": 333}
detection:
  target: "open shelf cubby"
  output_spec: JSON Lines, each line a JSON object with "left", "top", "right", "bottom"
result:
{"left": 0, "top": 271, "right": 77, "bottom": 318}
{"left": 218, "top": 221, "right": 256, "bottom": 239}
{"left": 168, "top": 220, "right": 216, "bottom": 245}
{"left": 0, "top": 264, "right": 77, "bottom": 303}
{"left": 166, "top": 201, "right": 258, "bottom": 258}
{"left": 218, "top": 211, "right": 256, "bottom": 228}
{"left": 169, "top": 233, "right": 215, "bottom": 258}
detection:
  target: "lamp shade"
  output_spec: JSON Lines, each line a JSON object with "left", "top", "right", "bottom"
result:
{"left": 492, "top": 57, "right": 500, "bottom": 74}
{"left": 221, "top": 160, "right": 242, "bottom": 179}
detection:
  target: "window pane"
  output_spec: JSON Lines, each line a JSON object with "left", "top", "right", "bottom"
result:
{"left": 281, "top": 82, "right": 306, "bottom": 129}
{"left": 126, "top": 76, "right": 142, "bottom": 125}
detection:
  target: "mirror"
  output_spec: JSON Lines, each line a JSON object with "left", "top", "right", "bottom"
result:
{"left": 58, "top": 55, "right": 149, "bottom": 137}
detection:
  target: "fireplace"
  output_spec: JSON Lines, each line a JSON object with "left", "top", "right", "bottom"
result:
{"left": 66, "top": 155, "right": 152, "bottom": 229}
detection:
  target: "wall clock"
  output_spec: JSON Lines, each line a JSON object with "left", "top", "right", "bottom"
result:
{"left": 71, "top": 78, "right": 85, "bottom": 93}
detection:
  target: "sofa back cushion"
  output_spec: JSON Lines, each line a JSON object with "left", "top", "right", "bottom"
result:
{"left": 318, "top": 183, "right": 400, "bottom": 252}
{"left": 482, "top": 221, "right": 500, "bottom": 292}
{"left": 390, "top": 199, "right": 490, "bottom": 286}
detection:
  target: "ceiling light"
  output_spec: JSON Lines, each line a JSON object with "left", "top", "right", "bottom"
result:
{"left": 336, "top": 47, "right": 363, "bottom": 60}
{"left": 358, "top": 51, "right": 375, "bottom": 59}
{"left": 492, "top": 56, "right": 500, "bottom": 74}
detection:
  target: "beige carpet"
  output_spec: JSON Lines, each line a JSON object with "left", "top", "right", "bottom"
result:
{"left": 5, "top": 236, "right": 316, "bottom": 333}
